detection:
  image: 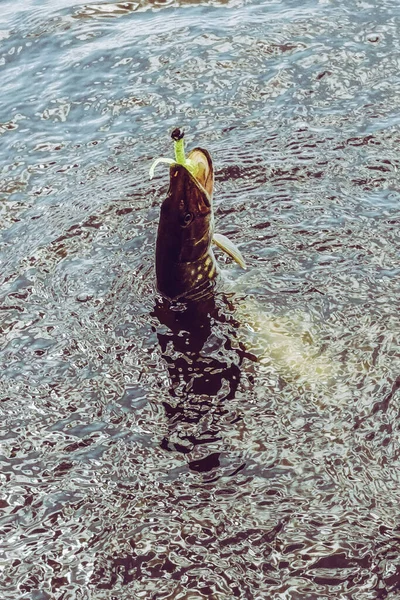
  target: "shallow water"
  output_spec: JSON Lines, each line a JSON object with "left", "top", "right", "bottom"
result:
{"left": 1, "top": 0, "right": 400, "bottom": 598}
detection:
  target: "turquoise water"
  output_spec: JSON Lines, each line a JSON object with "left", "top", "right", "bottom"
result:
{"left": 1, "top": 0, "right": 400, "bottom": 598}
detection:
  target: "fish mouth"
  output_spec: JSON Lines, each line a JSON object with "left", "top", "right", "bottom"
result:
{"left": 166, "top": 147, "right": 214, "bottom": 216}
{"left": 181, "top": 147, "right": 214, "bottom": 204}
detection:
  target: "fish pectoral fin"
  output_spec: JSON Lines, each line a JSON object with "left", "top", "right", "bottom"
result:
{"left": 212, "top": 233, "right": 246, "bottom": 269}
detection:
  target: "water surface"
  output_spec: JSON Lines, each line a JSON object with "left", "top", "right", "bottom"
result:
{"left": 1, "top": 0, "right": 400, "bottom": 598}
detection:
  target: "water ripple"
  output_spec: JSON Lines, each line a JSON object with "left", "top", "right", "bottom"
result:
{"left": 1, "top": 0, "right": 400, "bottom": 598}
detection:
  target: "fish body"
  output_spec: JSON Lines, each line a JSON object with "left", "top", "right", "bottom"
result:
{"left": 155, "top": 143, "right": 245, "bottom": 301}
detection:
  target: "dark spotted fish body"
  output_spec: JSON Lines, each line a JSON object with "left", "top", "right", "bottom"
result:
{"left": 156, "top": 148, "right": 219, "bottom": 301}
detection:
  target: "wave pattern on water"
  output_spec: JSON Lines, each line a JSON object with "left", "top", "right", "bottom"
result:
{"left": 1, "top": 0, "right": 400, "bottom": 598}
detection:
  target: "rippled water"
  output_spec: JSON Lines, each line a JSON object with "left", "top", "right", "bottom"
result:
{"left": 1, "top": 0, "right": 400, "bottom": 598}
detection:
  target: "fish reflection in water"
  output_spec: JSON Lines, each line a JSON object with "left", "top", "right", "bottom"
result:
{"left": 152, "top": 295, "right": 249, "bottom": 473}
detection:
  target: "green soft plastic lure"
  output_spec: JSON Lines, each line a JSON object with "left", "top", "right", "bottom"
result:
{"left": 149, "top": 128, "right": 199, "bottom": 180}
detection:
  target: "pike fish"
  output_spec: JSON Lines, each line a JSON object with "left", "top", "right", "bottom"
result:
{"left": 151, "top": 130, "right": 337, "bottom": 386}
{"left": 153, "top": 129, "right": 245, "bottom": 301}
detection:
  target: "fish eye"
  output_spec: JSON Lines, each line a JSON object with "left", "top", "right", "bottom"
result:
{"left": 183, "top": 212, "right": 193, "bottom": 225}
